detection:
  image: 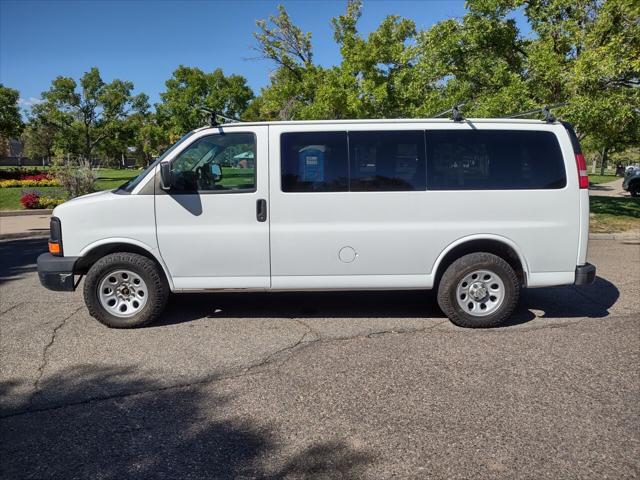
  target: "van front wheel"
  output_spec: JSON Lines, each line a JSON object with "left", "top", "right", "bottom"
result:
{"left": 437, "top": 252, "right": 519, "bottom": 328}
{"left": 83, "top": 252, "right": 169, "bottom": 328}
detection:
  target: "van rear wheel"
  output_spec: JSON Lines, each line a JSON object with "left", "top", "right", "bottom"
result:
{"left": 84, "top": 253, "right": 169, "bottom": 328}
{"left": 437, "top": 252, "right": 519, "bottom": 328}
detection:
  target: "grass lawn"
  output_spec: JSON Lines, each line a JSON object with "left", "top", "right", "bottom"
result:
{"left": 0, "top": 168, "right": 139, "bottom": 210}
{"left": 590, "top": 196, "right": 640, "bottom": 234}
{"left": 589, "top": 174, "right": 620, "bottom": 185}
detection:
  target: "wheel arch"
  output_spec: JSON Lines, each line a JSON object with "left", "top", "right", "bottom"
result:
{"left": 432, "top": 235, "right": 530, "bottom": 288}
{"left": 75, "top": 239, "right": 174, "bottom": 290}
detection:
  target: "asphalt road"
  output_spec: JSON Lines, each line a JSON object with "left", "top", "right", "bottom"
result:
{"left": 1, "top": 237, "right": 638, "bottom": 479}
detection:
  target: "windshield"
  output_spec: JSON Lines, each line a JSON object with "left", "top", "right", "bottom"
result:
{"left": 117, "top": 131, "right": 197, "bottom": 193}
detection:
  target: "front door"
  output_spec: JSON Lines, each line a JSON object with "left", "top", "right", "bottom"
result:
{"left": 155, "top": 127, "right": 270, "bottom": 290}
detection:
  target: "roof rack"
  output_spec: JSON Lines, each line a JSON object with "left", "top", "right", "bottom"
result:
{"left": 200, "top": 107, "right": 244, "bottom": 127}
{"left": 434, "top": 103, "right": 465, "bottom": 122}
{"left": 507, "top": 103, "right": 567, "bottom": 123}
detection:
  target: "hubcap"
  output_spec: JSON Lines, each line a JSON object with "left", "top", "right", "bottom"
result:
{"left": 456, "top": 269, "right": 505, "bottom": 317}
{"left": 98, "top": 269, "right": 148, "bottom": 318}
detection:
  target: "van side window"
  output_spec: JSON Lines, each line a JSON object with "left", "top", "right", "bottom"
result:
{"left": 281, "top": 132, "right": 348, "bottom": 192}
{"left": 170, "top": 133, "right": 256, "bottom": 192}
{"left": 426, "top": 130, "right": 566, "bottom": 190}
{"left": 349, "top": 130, "right": 426, "bottom": 191}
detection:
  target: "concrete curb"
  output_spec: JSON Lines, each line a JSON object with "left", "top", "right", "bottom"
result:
{"left": 0, "top": 209, "right": 53, "bottom": 217}
{"left": 589, "top": 233, "right": 640, "bottom": 241}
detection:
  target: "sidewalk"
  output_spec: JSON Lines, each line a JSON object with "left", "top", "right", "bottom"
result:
{"left": 588, "top": 178, "right": 628, "bottom": 197}
{"left": 0, "top": 212, "right": 51, "bottom": 239}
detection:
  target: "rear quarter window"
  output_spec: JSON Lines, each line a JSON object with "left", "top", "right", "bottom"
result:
{"left": 426, "top": 130, "right": 566, "bottom": 190}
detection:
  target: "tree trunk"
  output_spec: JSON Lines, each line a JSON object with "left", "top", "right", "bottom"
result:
{"left": 600, "top": 147, "right": 609, "bottom": 176}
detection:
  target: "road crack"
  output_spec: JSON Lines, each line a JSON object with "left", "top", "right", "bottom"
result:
{"left": 4, "top": 314, "right": 634, "bottom": 420}
{"left": 30, "top": 306, "right": 83, "bottom": 402}
{"left": 0, "top": 302, "right": 24, "bottom": 316}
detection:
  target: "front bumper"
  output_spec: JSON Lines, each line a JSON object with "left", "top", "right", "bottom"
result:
{"left": 574, "top": 263, "right": 596, "bottom": 286}
{"left": 37, "top": 253, "right": 79, "bottom": 291}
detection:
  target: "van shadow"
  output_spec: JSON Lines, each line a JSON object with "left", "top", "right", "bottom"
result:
{"left": 516, "top": 275, "right": 619, "bottom": 321}
{"left": 0, "top": 365, "right": 375, "bottom": 479}
{"left": 0, "top": 237, "right": 46, "bottom": 284}
{"left": 154, "top": 275, "right": 619, "bottom": 329}
{"left": 168, "top": 192, "right": 203, "bottom": 216}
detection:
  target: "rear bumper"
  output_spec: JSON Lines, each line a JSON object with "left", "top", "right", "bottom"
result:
{"left": 37, "top": 253, "right": 79, "bottom": 292}
{"left": 574, "top": 263, "right": 596, "bottom": 286}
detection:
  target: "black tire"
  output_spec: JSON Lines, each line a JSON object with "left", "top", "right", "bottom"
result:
{"left": 437, "top": 252, "right": 519, "bottom": 328}
{"left": 83, "top": 252, "right": 169, "bottom": 328}
{"left": 629, "top": 182, "right": 640, "bottom": 197}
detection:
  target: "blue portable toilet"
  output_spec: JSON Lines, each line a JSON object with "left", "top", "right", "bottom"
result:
{"left": 298, "top": 145, "right": 326, "bottom": 182}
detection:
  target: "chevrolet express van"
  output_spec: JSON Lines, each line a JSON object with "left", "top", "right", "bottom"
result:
{"left": 37, "top": 118, "right": 596, "bottom": 328}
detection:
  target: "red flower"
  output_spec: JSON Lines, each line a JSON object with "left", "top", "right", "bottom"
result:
{"left": 20, "top": 192, "right": 41, "bottom": 209}
{"left": 21, "top": 173, "right": 51, "bottom": 181}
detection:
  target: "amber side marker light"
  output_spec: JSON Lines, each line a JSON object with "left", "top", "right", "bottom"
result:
{"left": 48, "top": 242, "right": 61, "bottom": 255}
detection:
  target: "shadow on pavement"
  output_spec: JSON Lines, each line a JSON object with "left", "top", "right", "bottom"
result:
{"left": 520, "top": 276, "right": 619, "bottom": 321}
{"left": 588, "top": 183, "right": 616, "bottom": 191}
{"left": 0, "top": 238, "right": 46, "bottom": 284}
{"left": 155, "top": 274, "right": 619, "bottom": 329}
{"left": 157, "top": 290, "right": 443, "bottom": 327}
{"left": 0, "top": 365, "right": 375, "bottom": 479}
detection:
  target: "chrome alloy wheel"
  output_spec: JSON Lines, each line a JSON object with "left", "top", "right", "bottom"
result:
{"left": 98, "top": 269, "right": 148, "bottom": 318}
{"left": 455, "top": 269, "right": 505, "bottom": 317}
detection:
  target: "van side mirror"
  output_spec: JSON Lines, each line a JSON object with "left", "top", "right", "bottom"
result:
{"left": 210, "top": 163, "right": 222, "bottom": 181}
{"left": 160, "top": 162, "right": 172, "bottom": 190}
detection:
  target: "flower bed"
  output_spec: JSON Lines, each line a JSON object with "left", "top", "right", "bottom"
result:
{"left": 20, "top": 190, "right": 66, "bottom": 209}
{"left": 0, "top": 177, "right": 61, "bottom": 188}
{"left": 0, "top": 169, "right": 60, "bottom": 187}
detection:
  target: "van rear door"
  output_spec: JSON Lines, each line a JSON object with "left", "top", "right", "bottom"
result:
{"left": 562, "top": 122, "right": 590, "bottom": 266}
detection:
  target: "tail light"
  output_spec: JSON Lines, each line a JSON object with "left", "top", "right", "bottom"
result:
{"left": 575, "top": 153, "right": 589, "bottom": 189}
{"left": 48, "top": 217, "right": 63, "bottom": 256}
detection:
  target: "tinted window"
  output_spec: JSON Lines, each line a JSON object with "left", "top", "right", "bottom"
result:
{"left": 349, "top": 131, "right": 426, "bottom": 191}
{"left": 170, "top": 133, "right": 256, "bottom": 192}
{"left": 426, "top": 130, "right": 566, "bottom": 190}
{"left": 281, "top": 132, "right": 348, "bottom": 192}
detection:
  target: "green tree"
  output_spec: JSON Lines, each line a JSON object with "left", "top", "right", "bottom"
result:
{"left": 22, "top": 118, "right": 57, "bottom": 163}
{"left": 132, "top": 112, "right": 169, "bottom": 167}
{"left": 563, "top": 0, "right": 640, "bottom": 173}
{"left": 36, "top": 67, "right": 148, "bottom": 162}
{"left": 252, "top": 5, "right": 325, "bottom": 120}
{"left": 413, "top": 0, "right": 532, "bottom": 117}
{"left": 156, "top": 66, "right": 253, "bottom": 139}
{"left": 253, "top": 1, "right": 421, "bottom": 120}
{"left": 0, "top": 84, "right": 24, "bottom": 154}
{"left": 330, "top": 0, "right": 419, "bottom": 118}
{"left": 97, "top": 93, "right": 151, "bottom": 167}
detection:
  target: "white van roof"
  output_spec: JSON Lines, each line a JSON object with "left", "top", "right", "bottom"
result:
{"left": 194, "top": 118, "right": 558, "bottom": 131}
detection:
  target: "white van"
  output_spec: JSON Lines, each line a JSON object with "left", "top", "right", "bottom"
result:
{"left": 37, "top": 118, "right": 596, "bottom": 328}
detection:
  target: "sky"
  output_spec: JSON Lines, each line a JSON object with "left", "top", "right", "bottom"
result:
{"left": 0, "top": 0, "right": 530, "bottom": 110}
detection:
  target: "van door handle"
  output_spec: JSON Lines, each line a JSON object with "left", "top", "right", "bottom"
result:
{"left": 256, "top": 199, "right": 267, "bottom": 222}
